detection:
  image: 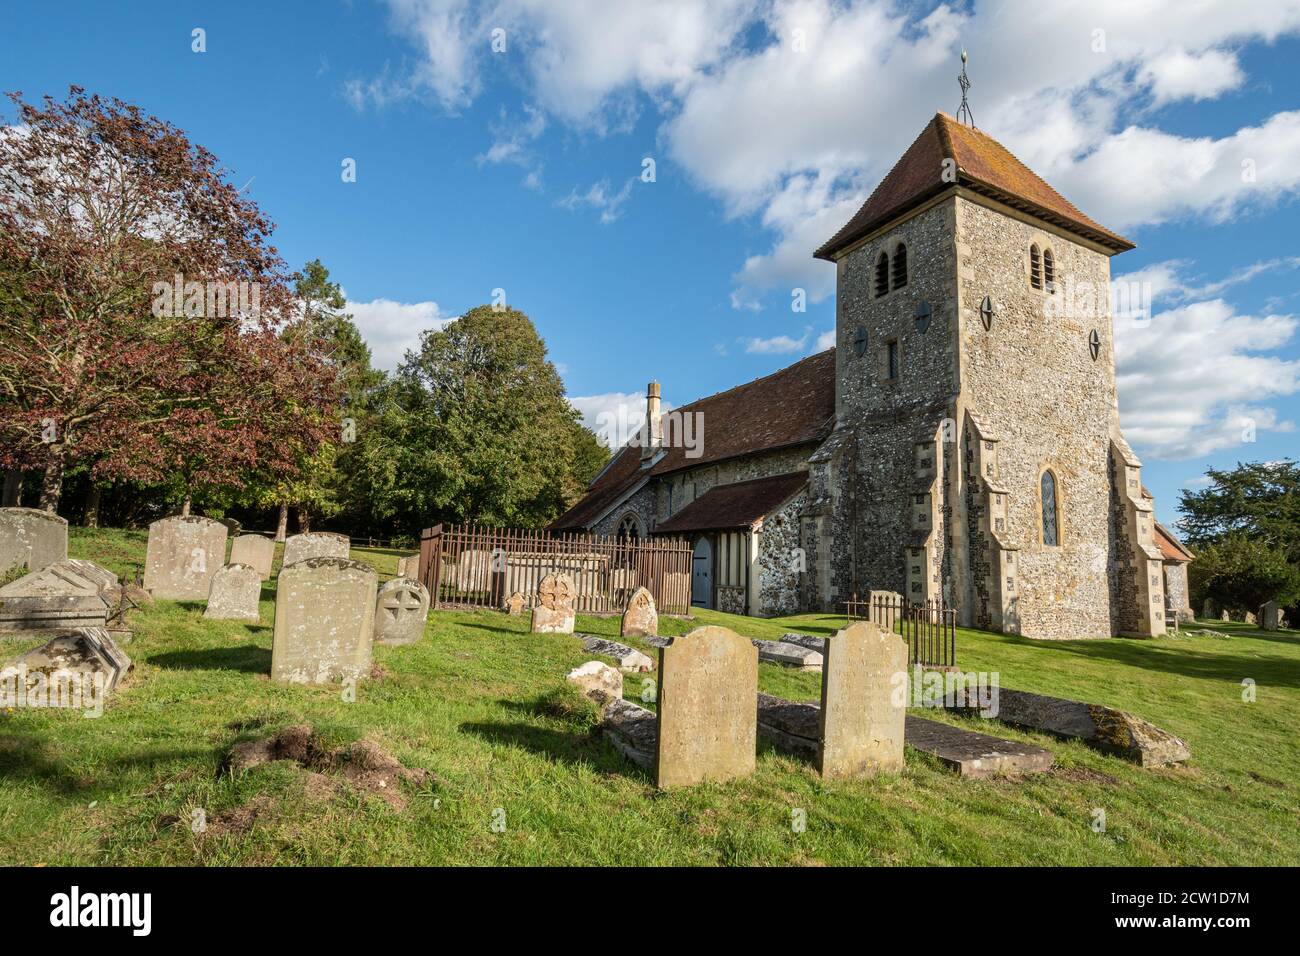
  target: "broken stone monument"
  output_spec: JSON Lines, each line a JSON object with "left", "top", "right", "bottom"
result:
{"left": 620, "top": 586, "right": 657, "bottom": 638}
{"left": 0, "top": 559, "right": 118, "bottom": 633}
{"left": 817, "top": 621, "right": 907, "bottom": 778}
{"left": 654, "top": 625, "right": 757, "bottom": 789}
{"left": 1, "top": 626, "right": 131, "bottom": 710}
{"left": 203, "top": 563, "right": 262, "bottom": 622}
{"left": 504, "top": 591, "right": 525, "bottom": 615}
{"left": 229, "top": 534, "right": 275, "bottom": 580}
{"left": 373, "top": 577, "right": 430, "bottom": 645}
{"left": 0, "top": 507, "right": 68, "bottom": 575}
{"left": 566, "top": 660, "right": 623, "bottom": 708}
{"left": 143, "top": 515, "right": 228, "bottom": 600}
{"left": 530, "top": 572, "right": 575, "bottom": 634}
{"left": 281, "top": 531, "right": 351, "bottom": 568}
{"left": 271, "top": 557, "right": 376, "bottom": 684}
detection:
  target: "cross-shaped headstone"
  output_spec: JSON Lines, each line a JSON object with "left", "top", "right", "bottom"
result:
{"left": 382, "top": 586, "right": 424, "bottom": 622}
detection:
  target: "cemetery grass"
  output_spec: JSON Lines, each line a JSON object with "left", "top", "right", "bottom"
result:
{"left": 0, "top": 530, "right": 1296, "bottom": 865}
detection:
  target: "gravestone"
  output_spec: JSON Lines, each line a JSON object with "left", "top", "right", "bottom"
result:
{"left": 530, "top": 572, "right": 575, "bottom": 634}
{"left": 1202, "top": 597, "right": 1216, "bottom": 619}
{"left": 1259, "top": 601, "right": 1281, "bottom": 631}
{"left": 0, "top": 559, "right": 117, "bottom": 633}
{"left": 395, "top": 555, "right": 420, "bottom": 579}
{"left": 504, "top": 591, "right": 524, "bottom": 615}
{"left": 654, "top": 625, "right": 757, "bottom": 789}
{"left": 620, "top": 586, "right": 658, "bottom": 638}
{"left": 373, "top": 577, "right": 430, "bottom": 645}
{"left": 281, "top": 531, "right": 350, "bottom": 568}
{"left": 818, "top": 621, "right": 907, "bottom": 778}
{"left": 229, "top": 534, "right": 275, "bottom": 580}
{"left": 0, "top": 508, "right": 68, "bottom": 574}
{"left": 271, "top": 557, "right": 376, "bottom": 684}
{"left": 143, "top": 516, "right": 227, "bottom": 600}
{"left": 203, "top": 563, "right": 262, "bottom": 622}
{"left": 1, "top": 626, "right": 131, "bottom": 710}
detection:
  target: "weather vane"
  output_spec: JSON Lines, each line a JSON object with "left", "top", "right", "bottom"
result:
{"left": 956, "top": 49, "right": 976, "bottom": 127}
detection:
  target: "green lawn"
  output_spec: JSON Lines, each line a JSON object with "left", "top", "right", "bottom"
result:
{"left": 1, "top": 527, "right": 1296, "bottom": 865}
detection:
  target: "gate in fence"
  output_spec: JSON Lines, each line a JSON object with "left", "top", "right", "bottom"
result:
{"left": 842, "top": 594, "right": 958, "bottom": 669}
{"left": 418, "top": 524, "right": 693, "bottom": 616}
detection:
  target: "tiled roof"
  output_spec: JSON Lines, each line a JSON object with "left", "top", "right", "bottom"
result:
{"left": 815, "top": 112, "right": 1134, "bottom": 261}
{"left": 1154, "top": 522, "right": 1195, "bottom": 563}
{"left": 654, "top": 472, "right": 809, "bottom": 534}
{"left": 551, "top": 349, "right": 836, "bottom": 531}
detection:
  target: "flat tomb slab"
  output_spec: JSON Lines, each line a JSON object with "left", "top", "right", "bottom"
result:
{"left": 752, "top": 638, "right": 823, "bottom": 671}
{"left": 755, "top": 693, "right": 1054, "bottom": 778}
{"left": 601, "top": 697, "right": 656, "bottom": 770}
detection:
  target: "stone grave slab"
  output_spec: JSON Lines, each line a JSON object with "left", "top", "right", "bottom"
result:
{"left": 281, "top": 531, "right": 350, "bottom": 568}
{"left": 818, "top": 621, "right": 907, "bottom": 777}
{"left": 654, "top": 625, "right": 757, "bottom": 789}
{"left": 1, "top": 626, "right": 131, "bottom": 710}
{"left": 203, "top": 563, "right": 262, "bottom": 622}
{"left": 229, "top": 535, "right": 275, "bottom": 580}
{"left": 601, "top": 697, "right": 657, "bottom": 770}
{"left": 620, "top": 586, "right": 658, "bottom": 638}
{"left": 373, "top": 577, "right": 430, "bottom": 645}
{"left": 577, "top": 634, "right": 655, "bottom": 673}
{"left": 752, "top": 638, "right": 823, "bottom": 671}
{"left": 504, "top": 591, "right": 525, "bottom": 615}
{"left": 0, "top": 507, "right": 68, "bottom": 574}
{"left": 271, "top": 557, "right": 376, "bottom": 684}
{"left": 143, "top": 516, "right": 227, "bottom": 600}
{"left": 0, "top": 560, "right": 117, "bottom": 633}
{"left": 566, "top": 660, "right": 623, "bottom": 708}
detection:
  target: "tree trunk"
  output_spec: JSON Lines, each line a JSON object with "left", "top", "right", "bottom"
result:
{"left": 181, "top": 494, "right": 192, "bottom": 517}
{"left": 2, "top": 470, "right": 21, "bottom": 507}
{"left": 297, "top": 507, "right": 311, "bottom": 533}
{"left": 38, "top": 445, "right": 65, "bottom": 514}
{"left": 85, "top": 484, "right": 101, "bottom": 528}
{"left": 275, "top": 502, "right": 289, "bottom": 542}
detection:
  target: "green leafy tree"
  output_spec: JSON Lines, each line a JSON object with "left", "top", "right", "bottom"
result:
{"left": 351, "top": 304, "right": 606, "bottom": 535}
{"left": 1178, "top": 461, "right": 1300, "bottom": 560}
{"left": 1188, "top": 534, "right": 1300, "bottom": 615}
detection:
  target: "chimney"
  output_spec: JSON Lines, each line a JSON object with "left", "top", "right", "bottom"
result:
{"left": 642, "top": 381, "right": 663, "bottom": 462}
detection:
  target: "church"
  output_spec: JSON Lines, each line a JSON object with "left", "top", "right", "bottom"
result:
{"left": 553, "top": 111, "right": 1171, "bottom": 639}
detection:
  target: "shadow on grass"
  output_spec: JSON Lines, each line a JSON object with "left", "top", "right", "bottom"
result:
{"left": 0, "top": 732, "right": 210, "bottom": 799}
{"left": 148, "top": 643, "right": 272, "bottom": 674}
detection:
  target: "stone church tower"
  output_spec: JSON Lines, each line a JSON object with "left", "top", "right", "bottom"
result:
{"left": 808, "top": 112, "right": 1166, "bottom": 638}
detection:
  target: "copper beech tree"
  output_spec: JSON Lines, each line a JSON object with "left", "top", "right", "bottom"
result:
{"left": 0, "top": 88, "right": 338, "bottom": 513}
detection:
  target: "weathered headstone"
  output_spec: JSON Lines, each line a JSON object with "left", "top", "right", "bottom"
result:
{"left": 373, "top": 577, "right": 430, "bottom": 645}
{"left": 1244, "top": 611, "right": 1257, "bottom": 626}
{"left": 1202, "top": 597, "right": 1216, "bottom": 619}
{"left": 0, "top": 560, "right": 117, "bottom": 633}
{"left": 530, "top": 572, "right": 575, "bottom": 634}
{"left": 0, "top": 507, "right": 68, "bottom": 575}
{"left": 281, "top": 531, "right": 350, "bottom": 568}
{"left": 818, "top": 621, "right": 907, "bottom": 778}
{"left": 566, "top": 660, "right": 623, "bottom": 708}
{"left": 620, "top": 586, "right": 658, "bottom": 638}
{"left": 229, "top": 534, "right": 275, "bottom": 580}
{"left": 504, "top": 591, "right": 525, "bottom": 615}
{"left": 654, "top": 625, "right": 757, "bottom": 789}
{"left": 395, "top": 554, "right": 420, "bottom": 579}
{"left": 143, "top": 515, "right": 227, "bottom": 600}
{"left": 272, "top": 557, "right": 376, "bottom": 684}
{"left": 1, "top": 626, "right": 131, "bottom": 711}
{"left": 1260, "top": 601, "right": 1281, "bottom": 631}
{"left": 203, "top": 563, "right": 262, "bottom": 622}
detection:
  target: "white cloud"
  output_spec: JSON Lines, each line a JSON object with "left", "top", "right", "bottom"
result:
{"left": 568, "top": 389, "right": 676, "bottom": 448}
{"left": 557, "top": 177, "right": 636, "bottom": 223}
{"left": 347, "top": 296, "right": 452, "bottom": 371}
{"left": 742, "top": 327, "right": 811, "bottom": 354}
{"left": 1139, "top": 47, "right": 1245, "bottom": 105}
{"left": 813, "top": 328, "right": 835, "bottom": 352}
{"left": 477, "top": 104, "right": 547, "bottom": 188}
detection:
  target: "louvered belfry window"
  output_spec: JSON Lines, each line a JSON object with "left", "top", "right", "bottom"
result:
{"left": 1030, "top": 244, "right": 1042, "bottom": 290}
{"left": 892, "top": 243, "right": 908, "bottom": 289}
{"left": 1043, "top": 248, "right": 1055, "bottom": 293}
{"left": 874, "top": 252, "right": 890, "bottom": 297}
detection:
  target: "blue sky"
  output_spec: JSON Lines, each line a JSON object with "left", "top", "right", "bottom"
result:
{"left": 3, "top": 0, "right": 1299, "bottom": 528}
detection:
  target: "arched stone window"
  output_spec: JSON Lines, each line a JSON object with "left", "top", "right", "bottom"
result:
{"left": 1042, "top": 248, "right": 1055, "bottom": 293}
{"left": 1040, "top": 470, "right": 1060, "bottom": 546}
{"left": 617, "top": 513, "right": 642, "bottom": 541}
{"left": 891, "top": 242, "right": 908, "bottom": 290}
{"left": 1029, "top": 244, "right": 1042, "bottom": 290}
{"left": 874, "top": 252, "right": 890, "bottom": 297}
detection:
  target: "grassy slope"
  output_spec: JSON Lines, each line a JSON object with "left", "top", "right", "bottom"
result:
{"left": 0, "top": 527, "right": 1296, "bottom": 865}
